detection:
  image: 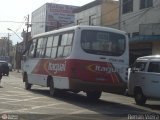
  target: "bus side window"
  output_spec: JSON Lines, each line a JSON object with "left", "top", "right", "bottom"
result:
{"left": 35, "top": 38, "right": 42, "bottom": 58}
{"left": 51, "top": 36, "right": 59, "bottom": 58}
{"left": 57, "top": 34, "right": 66, "bottom": 58}
{"left": 57, "top": 32, "right": 73, "bottom": 58}
{"left": 28, "top": 39, "right": 37, "bottom": 58}
{"left": 45, "top": 36, "right": 54, "bottom": 58}
{"left": 67, "top": 33, "right": 73, "bottom": 45}
{"left": 63, "top": 33, "right": 73, "bottom": 57}
{"left": 40, "top": 38, "right": 47, "bottom": 58}
{"left": 61, "top": 34, "right": 68, "bottom": 46}
{"left": 35, "top": 38, "right": 47, "bottom": 58}
{"left": 57, "top": 46, "right": 64, "bottom": 57}
{"left": 63, "top": 46, "right": 72, "bottom": 57}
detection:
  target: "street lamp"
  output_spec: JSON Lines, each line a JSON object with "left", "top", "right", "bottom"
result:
{"left": 7, "top": 28, "right": 23, "bottom": 73}
{"left": 7, "top": 28, "right": 23, "bottom": 41}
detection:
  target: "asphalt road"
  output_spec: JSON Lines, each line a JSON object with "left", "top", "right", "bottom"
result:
{"left": 0, "top": 71, "right": 160, "bottom": 120}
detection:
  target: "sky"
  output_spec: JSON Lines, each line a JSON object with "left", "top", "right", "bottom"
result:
{"left": 0, "top": 0, "right": 95, "bottom": 45}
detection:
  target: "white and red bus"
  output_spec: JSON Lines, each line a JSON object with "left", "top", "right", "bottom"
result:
{"left": 22, "top": 25, "right": 129, "bottom": 99}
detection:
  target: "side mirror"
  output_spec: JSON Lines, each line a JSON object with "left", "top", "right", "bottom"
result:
{"left": 131, "top": 67, "right": 139, "bottom": 73}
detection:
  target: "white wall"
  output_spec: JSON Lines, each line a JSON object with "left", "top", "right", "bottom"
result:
{"left": 31, "top": 4, "right": 46, "bottom": 37}
{"left": 75, "top": 5, "right": 101, "bottom": 26}
{"left": 121, "top": 0, "right": 160, "bottom": 34}
{"left": 31, "top": 3, "right": 77, "bottom": 37}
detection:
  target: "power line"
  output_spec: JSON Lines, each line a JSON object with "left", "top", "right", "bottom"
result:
{"left": 77, "top": 0, "right": 158, "bottom": 28}
{"left": 0, "top": 0, "right": 131, "bottom": 25}
{"left": 15, "top": 17, "right": 27, "bottom": 32}
{"left": 121, "top": 0, "right": 160, "bottom": 26}
{"left": 75, "top": 0, "right": 135, "bottom": 26}
{"left": 100, "top": 6, "right": 152, "bottom": 26}
{"left": 0, "top": 0, "right": 158, "bottom": 27}
{"left": 0, "top": 21, "right": 25, "bottom": 23}
{"left": 77, "top": 7, "right": 150, "bottom": 26}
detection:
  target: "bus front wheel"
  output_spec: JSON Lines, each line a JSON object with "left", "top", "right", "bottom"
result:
{"left": 24, "top": 75, "right": 32, "bottom": 90}
{"left": 86, "top": 91, "right": 102, "bottom": 100}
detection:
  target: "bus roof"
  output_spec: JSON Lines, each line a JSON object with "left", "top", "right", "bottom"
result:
{"left": 32, "top": 25, "right": 127, "bottom": 39}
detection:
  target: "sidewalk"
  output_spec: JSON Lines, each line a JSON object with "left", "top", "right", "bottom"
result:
{"left": 12, "top": 69, "right": 22, "bottom": 73}
{"left": 10, "top": 69, "right": 23, "bottom": 79}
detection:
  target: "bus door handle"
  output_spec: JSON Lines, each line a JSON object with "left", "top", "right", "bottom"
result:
{"left": 100, "top": 57, "right": 106, "bottom": 60}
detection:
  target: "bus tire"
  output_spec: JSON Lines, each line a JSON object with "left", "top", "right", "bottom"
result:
{"left": 24, "top": 74, "right": 32, "bottom": 90}
{"left": 49, "top": 79, "right": 56, "bottom": 96}
{"left": 134, "top": 87, "right": 147, "bottom": 105}
{"left": 86, "top": 91, "right": 102, "bottom": 100}
{"left": 6, "top": 71, "right": 9, "bottom": 76}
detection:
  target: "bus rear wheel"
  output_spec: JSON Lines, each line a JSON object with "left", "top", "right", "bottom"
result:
{"left": 86, "top": 91, "right": 102, "bottom": 100}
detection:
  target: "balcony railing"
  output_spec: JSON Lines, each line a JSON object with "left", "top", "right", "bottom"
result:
{"left": 130, "top": 35, "right": 160, "bottom": 42}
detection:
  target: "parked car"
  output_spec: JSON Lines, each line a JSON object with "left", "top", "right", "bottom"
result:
{"left": 8, "top": 63, "right": 12, "bottom": 71}
{"left": 128, "top": 55, "right": 160, "bottom": 105}
{"left": 0, "top": 61, "right": 9, "bottom": 76}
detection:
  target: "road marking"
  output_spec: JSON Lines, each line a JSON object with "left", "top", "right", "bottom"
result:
{"left": 1, "top": 103, "right": 64, "bottom": 113}
{"left": 38, "top": 110, "right": 96, "bottom": 120}
{"left": 69, "top": 109, "right": 89, "bottom": 114}
{"left": 1, "top": 97, "right": 45, "bottom": 104}
{"left": 0, "top": 98, "right": 19, "bottom": 101}
{"left": 7, "top": 82, "right": 22, "bottom": 85}
{"left": 0, "top": 109, "right": 9, "bottom": 113}
{"left": 31, "top": 103, "right": 64, "bottom": 109}
{"left": 6, "top": 91, "right": 28, "bottom": 94}
{"left": 2, "top": 102, "right": 35, "bottom": 107}
{"left": 13, "top": 87, "right": 24, "bottom": 90}
{"left": 0, "top": 93, "right": 31, "bottom": 97}
{"left": 50, "top": 107, "right": 79, "bottom": 111}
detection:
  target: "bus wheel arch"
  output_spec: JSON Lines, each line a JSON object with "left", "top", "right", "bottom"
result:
{"left": 134, "top": 86, "right": 147, "bottom": 105}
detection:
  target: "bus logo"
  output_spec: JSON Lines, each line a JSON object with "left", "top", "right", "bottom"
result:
{"left": 87, "top": 64, "right": 120, "bottom": 73}
{"left": 48, "top": 62, "right": 66, "bottom": 73}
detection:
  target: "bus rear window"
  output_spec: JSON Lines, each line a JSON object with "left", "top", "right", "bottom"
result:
{"left": 81, "top": 30, "right": 126, "bottom": 56}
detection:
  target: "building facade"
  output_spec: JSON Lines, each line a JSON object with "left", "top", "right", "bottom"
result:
{"left": 31, "top": 3, "right": 78, "bottom": 36}
{"left": 0, "top": 37, "right": 13, "bottom": 62}
{"left": 0, "top": 37, "right": 8, "bottom": 56}
{"left": 120, "top": 0, "right": 160, "bottom": 64}
{"left": 74, "top": 0, "right": 119, "bottom": 28}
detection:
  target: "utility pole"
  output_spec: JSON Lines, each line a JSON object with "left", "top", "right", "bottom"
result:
{"left": 119, "top": 0, "right": 122, "bottom": 30}
{"left": 16, "top": 42, "right": 20, "bottom": 72}
{"left": 7, "top": 33, "right": 10, "bottom": 56}
{"left": 25, "top": 14, "right": 31, "bottom": 50}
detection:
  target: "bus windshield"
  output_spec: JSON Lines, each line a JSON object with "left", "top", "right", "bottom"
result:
{"left": 81, "top": 30, "right": 126, "bottom": 56}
